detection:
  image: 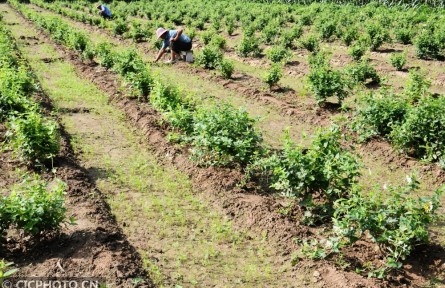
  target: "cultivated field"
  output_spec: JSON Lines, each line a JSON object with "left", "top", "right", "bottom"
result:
{"left": 1, "top": 0, "right": 445, "bottom": 287}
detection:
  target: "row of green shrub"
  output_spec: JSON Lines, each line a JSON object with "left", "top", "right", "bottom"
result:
{"left": 13, "top": 1, "right": 443, "bottom": 276}
{"left": 16, "top": 2, "right": 262, "bottom": 166}
{"left": 0, "top": 22, "right": 69, "bottom": 238}
{"left": 37, "top": 0, "right": 445, "bottom": 60}
{"left": 0, "top": 23, "right": 60, "bottom": 164}
{"left": 352, "top": 70, "right": 445, "bottom": 163}
{"left": 33, "top": 0, "right": 445, "bottom": 64}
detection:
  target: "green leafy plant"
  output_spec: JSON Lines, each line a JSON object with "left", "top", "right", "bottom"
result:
{"left": 209, "top": 34, "right": 226, "bottom": 50}
{"left": 341, "top": 26, "right": 358, "bottom": 46}
{"left": 345, "top": 59, "right": 380, "bottom": 86}
{"left": 6, "top": 112, "right": 60, "bottom": 164}
{"left": 389, "top": 52, "right": 407, "bottom": 71}
{"left": 395, "top": 26, "right": 414, "bottom": 45}
{"left": 237, "top": 36, "right": 261, "bottom": 57}
{"left": 217, "top": 59, "right": 234, "bottom": 79}
{"left": 95, "top": 42, "right": 116, "bottom": 69}
{"left": 0, "top": 261, "right": 18, "bottom": 284}
{"left": 3, "top": 176, "right": 70, "bottom": 235}
{"left": 349, "top": 42, "right": 367, "bottom": 61}
{"left": 307, "top": 53, "right": 348, "bottom": 105}
{"left": 195, "top": 46, "right": 223, "bottom": 69}
{"left": 404, "top": 69, "right": 431, "bottom": 102}
{"left": 266, "top": 45, "right": 290, "bottom": 63}
{"left": 391, "top": 96, "right": 445, "bottom": 161}
{"left": 248, "top": 126, "right": 361, "bottom": 225}
{"left": 113, "top": 49, "right": 145, "bottom": 76}
{"left": 190, "top": 103, "right": 262, "bottom": 165}
{"left": 263, "top": 63, "right": 283, "bottom": 88}
{"left": 415, "top": 31, "right": 441, "bottom": 60}
{"left": 364, "top": 23, "right": 390, "bottom": 51}
{"left": 200, "top": 30, "right": 216, "bottom": 45}
{"left": 299, "top": 34, "right": 319, "bottom": 53}
{"left": 351, "top": 91, "right": 408, "bottom": 141}
{"left": 333, "top": 176, "right": 443, "bottom": 272}
{"left": 113, "top": 18, "right": 129, "bottom": 36}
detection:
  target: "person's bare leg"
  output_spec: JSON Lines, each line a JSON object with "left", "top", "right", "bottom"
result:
{"left": 170, "top": 50, "right": 179, "bottom": 61}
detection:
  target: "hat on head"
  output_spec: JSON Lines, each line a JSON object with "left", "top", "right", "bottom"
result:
{"left": 156, "top": 27, "right": 168, "bottom": 39}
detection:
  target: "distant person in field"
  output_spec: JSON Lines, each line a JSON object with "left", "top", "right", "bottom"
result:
{"left": 154, "top": 27, "right": 192, "bottom": 64}
{"left": 96, "top": 4, "right": 112, "bottom": 19}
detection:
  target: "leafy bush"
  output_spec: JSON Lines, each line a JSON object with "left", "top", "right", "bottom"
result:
{"left": 299, "top": 34, "right": 319, "bottom": 53}
{"left": 113, "top": 18, "right": 129, "bottom": 36}
{"left": 280, "top": 29, "right": 297, "bottom": 48}
{"left": 333, "top": 177, "right": 443, "bottom": 271}
{"left": 364, "top": 23, "right": 390, "bottom": 51}
{"left": 351, "top": 91, "right": 408, "bottom": 141}
{"left": 126, "top": 68, "right": 153, "bottom": 97}
{"left": 209, "top": 34, "right": 226, "bottom": 50}
{"left": 248, "top": 126, "right": 361, "bottom": 224}
{"left": 349, "top": 42, "right": 367, "bottom": 61}
{"left": 395, "top": 26, "right": 414, "bottom": 45}
{"left": 195, "top": 46, "right": 223, "bottom": 69}
{"left": 307, "top": 53, "right": 348, "bottom": 105}
{"left": 113, "top": 49, "right": 145, "bottom": 76}
{"left": 415, "top": 31, "right": 441, "bottom": 59}
{"left": 95, "top": 42, "right": 116, "bottom": 69}
{"left": 68, "top": 31, "right": 89, "bottom": 52}
{"left": 2, "top": 176, "right": 70, "bottom": 235}
{"left": 191, "top": 103, "right": 262, "bottom": 165}
{"left": 0, "top": 67, "right": 34, "bottom": 119}
{"left": 128, "top": 22, "right": 149, "bottom": 42}
{"left": 263, "top": 63, "right": 283, "bottom": 88}
{"left": 404, "top": 69, "right": 431, "bottom": 102}
{"left": 200, "top": 30, "right": 216, "bottom": 45}
{"left": 262, "top": 24, "right": 279, "bottom": 44}
{"left": 266, "top": 45, "right": 290, "bottom": 63}
{"left": 317, "top": 21, "right": 336, "bottom": 40}
{"left": 389, "top": 52, "right": 407, "bottom": 71}
{"left": 341, "top": 26, "right": 358, "bottom": 46}
{"left": 237, "top": 36, "right": 261, "bottom": 57}
{"left": 345, "top": 59, "right": 380, "bottom": 86}
{"left": 6, "top": 112, "right": 60, "bottom": 164}
{"left": 391, "top": 96, "right": 445, "bottom": 161}
{"left": 217, "top": 59, "right": 234, "bottom": 79}
{"left": 150, "top": 79, "right": 185, "bottom": 112}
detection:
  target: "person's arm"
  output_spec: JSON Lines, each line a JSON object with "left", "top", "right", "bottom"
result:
{"left": 154, "top": 47, "right": 166, "bottom": 62}
{"left": 171, "top": 28, "right": 183, "bottom": 42}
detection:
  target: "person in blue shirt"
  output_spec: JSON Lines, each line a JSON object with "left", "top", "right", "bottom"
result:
{"left": 154, "top": 27, "right": 192, "bottom": 64}
{"left": 96, "top": 4, "right": 112, "bottom": 19}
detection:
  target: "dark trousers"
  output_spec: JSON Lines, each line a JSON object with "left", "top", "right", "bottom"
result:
{"left": 170, "top": 41, "right": 192, "bottom": 53}
{"left": 99, "top": 11, "right": 112, "bottom": 19}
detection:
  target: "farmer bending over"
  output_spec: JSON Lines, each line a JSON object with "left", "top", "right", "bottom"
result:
{"left": 97, "top": 4, "right": 112, "bottom": 19}
{"left": 154, "top": 27, "right": 192, "bottom": 64}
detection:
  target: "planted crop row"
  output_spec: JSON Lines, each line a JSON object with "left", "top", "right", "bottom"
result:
{"left": 352, "top": 69, "right": 445, "bottom": 164}
{"left": 38, "top": 0, "right": 445, "bottom": 60}
{"left": 0, "top": 21, "right": 69, "bottom": 239}
{"left": 11, "top": 1, "right": 444, "bottom": 277}
{"left": 26, "top": 0, "right": 444, "bottom": 165}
